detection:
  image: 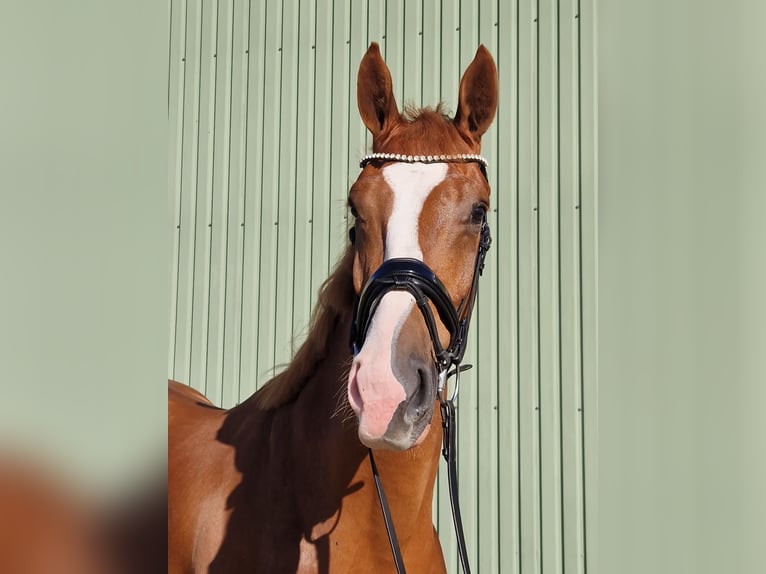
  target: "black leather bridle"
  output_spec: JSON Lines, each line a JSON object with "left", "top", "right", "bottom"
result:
{"left": 349, "top": 154, "right": 491, "bottom": 574}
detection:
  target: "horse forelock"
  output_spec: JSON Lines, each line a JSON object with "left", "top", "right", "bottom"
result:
{"left": 375, "top": 105, "right": 476, "bottom": 155}
{"left": 253, "top": 247, "right": 355, "bottom": 410}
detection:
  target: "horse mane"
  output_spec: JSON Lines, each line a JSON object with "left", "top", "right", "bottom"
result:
{"left": 252, "top": 246, "right": 356, "bottom": 410}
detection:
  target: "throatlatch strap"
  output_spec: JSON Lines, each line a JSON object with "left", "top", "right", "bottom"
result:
{"left": 368, "top": 449, "right": 407, "bottom": 574}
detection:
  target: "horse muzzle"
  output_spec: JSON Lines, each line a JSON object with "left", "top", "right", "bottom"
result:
{"left": 347, "top": 290, "right": 439, "bottom": 450}
{"left": 347, "top": 257, "right": 460, "bottom": 450}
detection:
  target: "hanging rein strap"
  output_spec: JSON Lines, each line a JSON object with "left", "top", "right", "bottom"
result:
{"left": 369, "top": 405, "right": 468, "bottom": 574}
{"left": 368, "top": 449, "right": 408, "bottom": 574}
{"left": 368, "top": 374, "right": 472, "bottom": 574}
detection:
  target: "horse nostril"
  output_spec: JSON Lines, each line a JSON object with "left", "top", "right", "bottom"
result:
{"left": 417, "top": 368, "right": 429, "bottom": 397}
{"left": 408, "top": 367, "right": 434, "bottom": 421}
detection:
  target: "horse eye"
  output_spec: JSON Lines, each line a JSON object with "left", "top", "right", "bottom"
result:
{"left": 470, "top": 203, "right": 487, "bottom": 224}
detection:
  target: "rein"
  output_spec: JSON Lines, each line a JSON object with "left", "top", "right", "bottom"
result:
{"left": 350, "top": 154, "right": 491, "bottom": 574}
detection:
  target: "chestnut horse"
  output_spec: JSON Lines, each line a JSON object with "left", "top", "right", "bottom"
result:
{"left": 168, "top": 43, "right": 497, "bottom": 573}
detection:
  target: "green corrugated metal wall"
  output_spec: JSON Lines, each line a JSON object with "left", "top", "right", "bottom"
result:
{"left": 167, "top": 1, "right": 596, "bottom": 572}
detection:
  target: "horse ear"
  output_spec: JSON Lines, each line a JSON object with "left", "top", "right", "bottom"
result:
{"left": 357, "top": 43, "right": 400, "bottom": 138}
{"left": 454, "top": 45, "right": 498, "bottom": 145}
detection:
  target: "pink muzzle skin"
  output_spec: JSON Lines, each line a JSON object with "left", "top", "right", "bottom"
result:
{"left": 347, "top": 291, "right": 431, "bottom": 450}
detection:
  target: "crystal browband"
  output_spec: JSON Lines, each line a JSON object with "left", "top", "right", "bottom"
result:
{"left": 359, "top": 152, "right": 488, "bottom": 169}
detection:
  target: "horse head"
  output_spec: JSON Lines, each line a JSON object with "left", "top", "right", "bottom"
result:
{"left": 347, "top": 42, "right": 498, "bottom": 451}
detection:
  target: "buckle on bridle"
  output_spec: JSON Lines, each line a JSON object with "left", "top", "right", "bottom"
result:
{"left": 438, "top": 363, "right": 473, "bottom": 404}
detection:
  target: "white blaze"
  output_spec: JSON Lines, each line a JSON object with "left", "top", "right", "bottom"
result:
{"left": 382, "top": 162, "right": 448, "bottom": 260}
{"left": 348, "top": 162, "right": 448, "bottom": 443}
